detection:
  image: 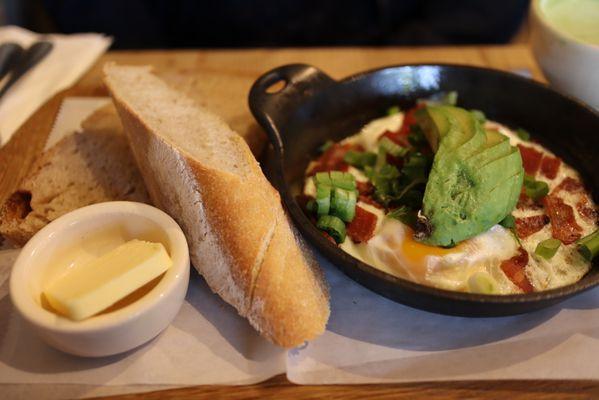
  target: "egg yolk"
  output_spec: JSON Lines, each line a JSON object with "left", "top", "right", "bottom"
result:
{"left": 400, "top": 227, "right": 465, "bottom": 274}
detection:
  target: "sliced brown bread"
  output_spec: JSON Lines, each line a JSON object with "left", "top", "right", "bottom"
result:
{"left": 0, "top": 104, "right": 150, "bottom": 246}
{"left": 103, "top": 63, "right": 329, "bottom": 347}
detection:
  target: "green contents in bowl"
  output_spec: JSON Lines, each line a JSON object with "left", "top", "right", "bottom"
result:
{"left": 541, "top": 0, "right": 599, "bottom": 45}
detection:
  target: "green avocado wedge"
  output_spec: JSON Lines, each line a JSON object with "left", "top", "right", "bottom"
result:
{"left": 415, "top": 105, "right": 524, "bottom": 247}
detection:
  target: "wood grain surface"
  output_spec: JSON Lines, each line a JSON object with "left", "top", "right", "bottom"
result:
{"left": 4, "top": 45, "right": 597, "bottom": 399}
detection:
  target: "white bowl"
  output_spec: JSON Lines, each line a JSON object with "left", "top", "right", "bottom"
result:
{"left": 530, "top": 0, "right": 599, "bottom": 109}
{"left": 9, "top": 201, "right": 189, "bottom": 357}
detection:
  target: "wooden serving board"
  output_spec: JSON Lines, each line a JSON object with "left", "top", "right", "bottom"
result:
{"left": 5, "top": 45, "right": 593, "bottom": 400}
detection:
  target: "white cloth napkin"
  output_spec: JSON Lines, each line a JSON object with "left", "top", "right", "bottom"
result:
{"left": 0, "top": 26, "right": 111, "bottom": 145}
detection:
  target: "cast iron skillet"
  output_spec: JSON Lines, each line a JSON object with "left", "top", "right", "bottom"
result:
{"left": 249, "top": 63, "right": 599, "bottom": 317}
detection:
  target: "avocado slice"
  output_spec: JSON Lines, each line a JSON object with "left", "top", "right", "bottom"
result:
{"left": 466, "top": 129, "right": 511, "bottom": 167}
{"left": 417, "top": 106, "right": 523, "bottom": 246}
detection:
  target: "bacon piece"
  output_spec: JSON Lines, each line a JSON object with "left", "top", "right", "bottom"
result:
{"left": 347, "top": 206, "right": 378, "bottom": 243}
{"left": 500, "top": 248, "right": 534, "bottom": 293}
{"left": 309, "top": 143, "right": 361, "bottom": 175}
{"left": 397, "top": 104, "right": 425, "bottom": 136}
{"left": 518, "top": 145, "right": 543, "bottom": 176}
{"left": 577, "top": 197, "right": 598, "bottom": 222}
{"left": 356, "top": 181, "right": 374, "bottom": 196}
{"left": 515, "top": 215, "right": 550, "bottom": 239}
{"left": 543, "top": 195, "right": 582, "bottom": 244}
{"left": 553, "top": 177, "right": 584, "bottom": 194}
{"left": 540, "top": 155, "right": 561, "bottom": 179}
{"left": 518, "top": 144, "right": 543, "bottom": 176}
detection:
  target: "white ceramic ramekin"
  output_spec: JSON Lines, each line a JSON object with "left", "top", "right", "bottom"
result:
{"left": 530, "top": 0, "right": 599, "bottom": 109}
{"left": 10, "top": 201, "right": 189, "bottom": 357}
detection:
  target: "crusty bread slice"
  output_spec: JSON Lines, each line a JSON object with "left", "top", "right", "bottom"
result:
{"left": 103, "top": 63, "right": 329, "bottom": 347}
{"left": 0, "top": 104, "right": 150, "bottom": 246}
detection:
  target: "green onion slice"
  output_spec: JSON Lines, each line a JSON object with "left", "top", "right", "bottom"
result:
{"left": 317, "top": 215, "right": 347, "bottom": 244}
{"left": 578, "top": 229, "right": 599, "bottom": 261}
{"left": 379, "top": 137, "right": 408, "bottom": 157}
{"left": 331, "top": 187, "right": 357, "bottom": 222}
{"left": 523, "top": 175, "right": 549, "bottom": 201}
{"left": 344, "top": 150, "right": 377, "bottom": 168}
{"left": 330, "top": 171, "right": 356, "bottom": 191}
{"left": 535, "top": 238, "right": 561, "bottom": 260}
{"left": 468, "top": 271, "right": 498, "bottom": 294}
{"left": 315, "top": 185, "right": 331, "bottom": 216}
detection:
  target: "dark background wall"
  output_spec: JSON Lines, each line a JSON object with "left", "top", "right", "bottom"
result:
{"left": 3, "top": 0, "right": 530, "bottom": 49}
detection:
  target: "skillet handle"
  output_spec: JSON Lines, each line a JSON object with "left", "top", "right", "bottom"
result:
{"left": 249, "top": 64, "right": 335, "bottom": 154}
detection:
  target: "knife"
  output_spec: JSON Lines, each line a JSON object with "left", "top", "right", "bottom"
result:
{"left": 0, "top": 40, "right": 54, "bottom": 100}
{"left": 0, "top": 42, "right": 23, "bottom": 82}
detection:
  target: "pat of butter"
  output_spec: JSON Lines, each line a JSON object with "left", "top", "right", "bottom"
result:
{"left": 44, "top": 239, "right": 172, "bottom": 321}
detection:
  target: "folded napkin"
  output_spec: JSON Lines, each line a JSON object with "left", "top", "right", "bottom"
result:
{"left": 0, "top": 26, "right": 111, "bottom": 145}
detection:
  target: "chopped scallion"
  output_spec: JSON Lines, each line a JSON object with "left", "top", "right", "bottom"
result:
{"left": 379, "top": 137, "right": 408, "bottom": 157}
{"left": 535, "top": 238, "right": 561, "bottom": 259}
{"left": 578, "top": 229, "right": 599, "bottom": 261}
{"left": 330, "top": 187, "right": 357, "bottom": 222}
{"left": 315, "top": 185, "right": 331, "bottom": 216}
{"left": 314, "top": 172, "right": 332, "bottom": 186}
{"left": 523, "top": 175, "right": 549, "bottom": 201}
{"left": 375, "top": 146, "right": 388, "bottom": 171}
{"left": 344, "top": 150, "right": 377, "bottom": 168}
{"left": 317, "top": 215, "right": 346, "bottom": 244}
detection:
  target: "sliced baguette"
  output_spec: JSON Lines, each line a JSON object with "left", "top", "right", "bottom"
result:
{"left": 103, "top": 63, "right": 329, "bottom": 347}
{"left": 0, "top": 104, "right": 150, "bottom": 246}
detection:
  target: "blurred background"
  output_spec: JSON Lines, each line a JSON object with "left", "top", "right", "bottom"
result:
{"left": 0, "top": 0, "right": 530, "bottom": 48}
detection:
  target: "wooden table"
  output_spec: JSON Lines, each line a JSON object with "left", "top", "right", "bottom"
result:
{"left": 2, "top": 45, "right": 597, "bottom": 399}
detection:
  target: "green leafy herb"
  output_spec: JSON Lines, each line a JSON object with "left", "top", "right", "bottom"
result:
{"left": 523, "top": 175, "right": 549, "bottom": 201}
{"left": 516, "top": 128, "right": 531, "bottom": 141}
{"left": 535, "top": 238, "right": 561, "bottom": 259}
{"left": 344, "top": 150, "right": 377, "bottom": 168}
{"left": 387, "top": 206, "right": 418, "bottom": 228}
{"left": 407, "top": 125, "right": 429, "bottom": 149}
{"left": 578, "top": 229, "right": 599, "bottom": 261}
{"left": 379, "top": 137, "right": 408, "bottom": 157}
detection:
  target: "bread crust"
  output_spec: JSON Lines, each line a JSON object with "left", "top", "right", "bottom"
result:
{"left": 103, "top": 63, "right": 329, "bottom": 346}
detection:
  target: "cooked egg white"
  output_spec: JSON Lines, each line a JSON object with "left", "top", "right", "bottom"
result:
{"left": 341, "top": 218, "right": 520, "bottom": 293}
